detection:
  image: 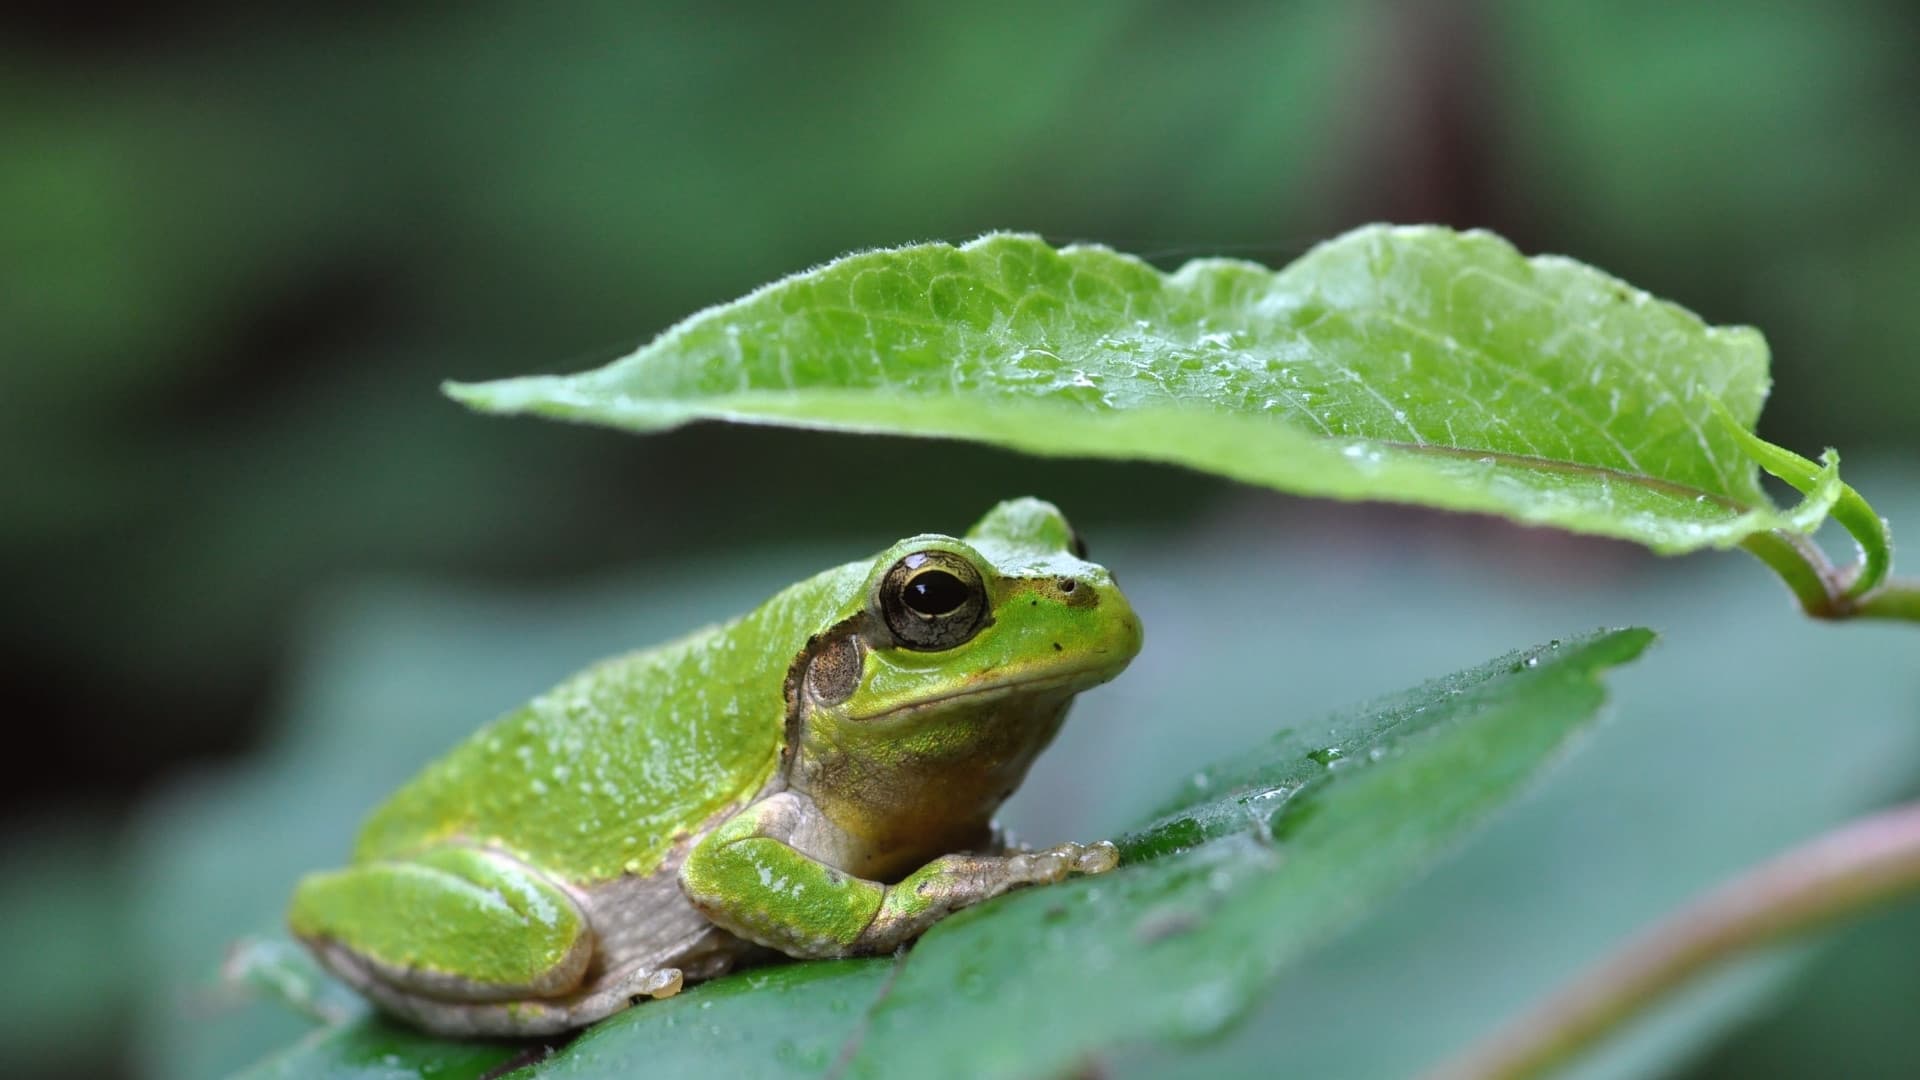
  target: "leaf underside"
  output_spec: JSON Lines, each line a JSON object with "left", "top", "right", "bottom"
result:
{"left": 239, "top": 628, "right": 1651, "bottom": 1080}
{"left": 449, "top": 227, "right": 1844, "bottom": 554}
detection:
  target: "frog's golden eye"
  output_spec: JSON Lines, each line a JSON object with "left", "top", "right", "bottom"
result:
{"left": 879, "top": 550, "right": 990, "bottom": 651}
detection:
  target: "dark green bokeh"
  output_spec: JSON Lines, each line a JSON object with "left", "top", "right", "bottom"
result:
{"left": 5, "top": 4, "right": 1918, "bottom": 1078}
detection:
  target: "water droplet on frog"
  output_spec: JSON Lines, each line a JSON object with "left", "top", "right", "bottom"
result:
{"left": 1307, "top": 747, "right": 1344, "bottom": 766}
{"left": 1524, "top": 656, "right": 1539, "bottom": 668}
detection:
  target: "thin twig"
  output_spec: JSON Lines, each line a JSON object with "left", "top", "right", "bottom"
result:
{"left": 1425, "top": 799, "right": 1920, "bottom": 1080}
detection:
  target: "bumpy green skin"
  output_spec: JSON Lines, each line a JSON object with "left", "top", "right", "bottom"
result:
{"left": 288, "top": 497, "right": 1141, "bottom": 1026}
{"left": 350, "top": 563, "right": 866, "bottom": 883}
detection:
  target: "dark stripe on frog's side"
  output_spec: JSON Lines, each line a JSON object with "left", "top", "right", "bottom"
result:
{"left": 779, "top": 612, "right": 871, "bottom": 776}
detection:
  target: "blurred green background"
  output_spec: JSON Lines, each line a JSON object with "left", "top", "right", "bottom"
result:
{"left": 6, "top": 3, "right": 1918, "bottom": 1078}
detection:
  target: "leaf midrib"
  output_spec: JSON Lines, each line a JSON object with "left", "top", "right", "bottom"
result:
{"left": 1376, "top": 441, "right": 1751, "bottom": 511}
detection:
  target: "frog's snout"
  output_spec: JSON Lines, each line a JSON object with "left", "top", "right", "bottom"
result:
{"left": 1092, "top": 579, "right": 1144, "bottom": 666}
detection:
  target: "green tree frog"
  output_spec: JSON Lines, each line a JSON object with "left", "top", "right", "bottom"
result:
{"left": 288, "top": 498, "right": 1142, "bottom": 1036}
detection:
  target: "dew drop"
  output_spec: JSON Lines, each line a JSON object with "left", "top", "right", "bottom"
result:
{"left": 1242, "top": 785, "right": 1292, "bottom": 805}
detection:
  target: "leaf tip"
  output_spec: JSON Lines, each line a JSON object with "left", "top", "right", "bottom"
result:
{"left": 1605, "top": 625, "right": 1659, "bottom": 659}
{"left": 440, "top": 378, "right": 482, "bottom": 404}
{"left": 441, "top": 375, "right": 568, "bottom": 417}
{"left": 1535, "top": 626, "right": 1656, "bottom": 675}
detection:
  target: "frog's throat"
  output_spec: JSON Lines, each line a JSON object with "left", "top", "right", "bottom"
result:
{"left": 793, "top": 686, "right": 1079, "bottom": 881}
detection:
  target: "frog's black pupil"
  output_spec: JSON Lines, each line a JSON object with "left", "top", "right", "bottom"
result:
{"left": 904, "top": 570, "right": 969, "bottom": 616}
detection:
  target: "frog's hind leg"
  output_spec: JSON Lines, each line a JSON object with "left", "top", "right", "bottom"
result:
{"left": 290, "top": 847, "right": 596, "bottom": 1020}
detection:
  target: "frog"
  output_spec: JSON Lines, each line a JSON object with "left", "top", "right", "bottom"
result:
{"left": 287, "top": 497, "right": 1143, "bottom": 1037}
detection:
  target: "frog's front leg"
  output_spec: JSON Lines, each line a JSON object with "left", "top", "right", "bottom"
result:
{"left": 679, "top": 792, "right": 1118, "bottom": 957}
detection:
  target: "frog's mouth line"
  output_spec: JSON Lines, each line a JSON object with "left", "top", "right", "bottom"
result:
{"left": 852, "top": 661, "right": 1122, "bottom": 723}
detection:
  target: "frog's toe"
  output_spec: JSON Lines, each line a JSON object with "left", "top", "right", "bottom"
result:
{"left": 1005, "top": 841, "right": 1118, "bottom": 884}
{"left": 1005, "top": 845, "right": 1070, "bottom": 884}
{"left": 1072, "top": 840, "right": 1120, "bottom": 875}
{"left": 610, "top": 965, "right": 684, "bottom": 1002}
{"left": 643, "top": 966, "right": 684, "bottom": 999}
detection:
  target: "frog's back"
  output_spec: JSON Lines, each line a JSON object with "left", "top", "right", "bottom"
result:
{"left": 353, "top": 564, "right": 861, "bottom": 883}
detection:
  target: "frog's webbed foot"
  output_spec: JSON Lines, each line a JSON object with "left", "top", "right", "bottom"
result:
{"left": 850, "top": 840, "right": 1118, "bottom": 952}
{"left": 558, "top": 964, "right": 684, "bottom": 1023}
{"left": 317, "top": 947, "right": 683, "bottom": 1037}
{"left": 433, "top": 965, "right": 684, "bottom": 1038}
{"left": 1001, "top": 840, "right": 1120, "bottom": 880}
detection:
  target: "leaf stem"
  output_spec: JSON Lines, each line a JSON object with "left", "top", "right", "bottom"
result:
{"left": 1742, "top": 529, "right": 1920, "bottom": 622}
{"left": 1424, "top": 800, "right": 1920, "bottom": 1080}
{"left": 1739, "top": 531, "right": 1841, "bottom": 617}
{"left": 1854, "top": 578, "right": 1920, "bottom": 621}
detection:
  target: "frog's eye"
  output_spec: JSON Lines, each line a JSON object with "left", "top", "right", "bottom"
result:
{"left": 879, "top": 550, "right": 990, "bottom": 651}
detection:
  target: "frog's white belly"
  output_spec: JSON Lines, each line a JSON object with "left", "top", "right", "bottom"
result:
{"left": 569, "top": 841, "right": 756, "bottom": 987}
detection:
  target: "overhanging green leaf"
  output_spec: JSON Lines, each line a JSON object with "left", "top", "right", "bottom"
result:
{"left": 449, "top": 228, "right": 1842, "bottom": 556}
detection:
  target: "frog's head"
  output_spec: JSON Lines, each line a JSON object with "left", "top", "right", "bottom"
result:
{"left": 787, "top": 498, "right": 1142, "bottom": 871}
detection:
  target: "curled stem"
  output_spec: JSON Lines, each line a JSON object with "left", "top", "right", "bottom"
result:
{"left": 1741, "top": 530, "right": 1920, "bottom": 622}
{"left": 1426, "top": 799, "right": 1920, "bottom": 1080}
